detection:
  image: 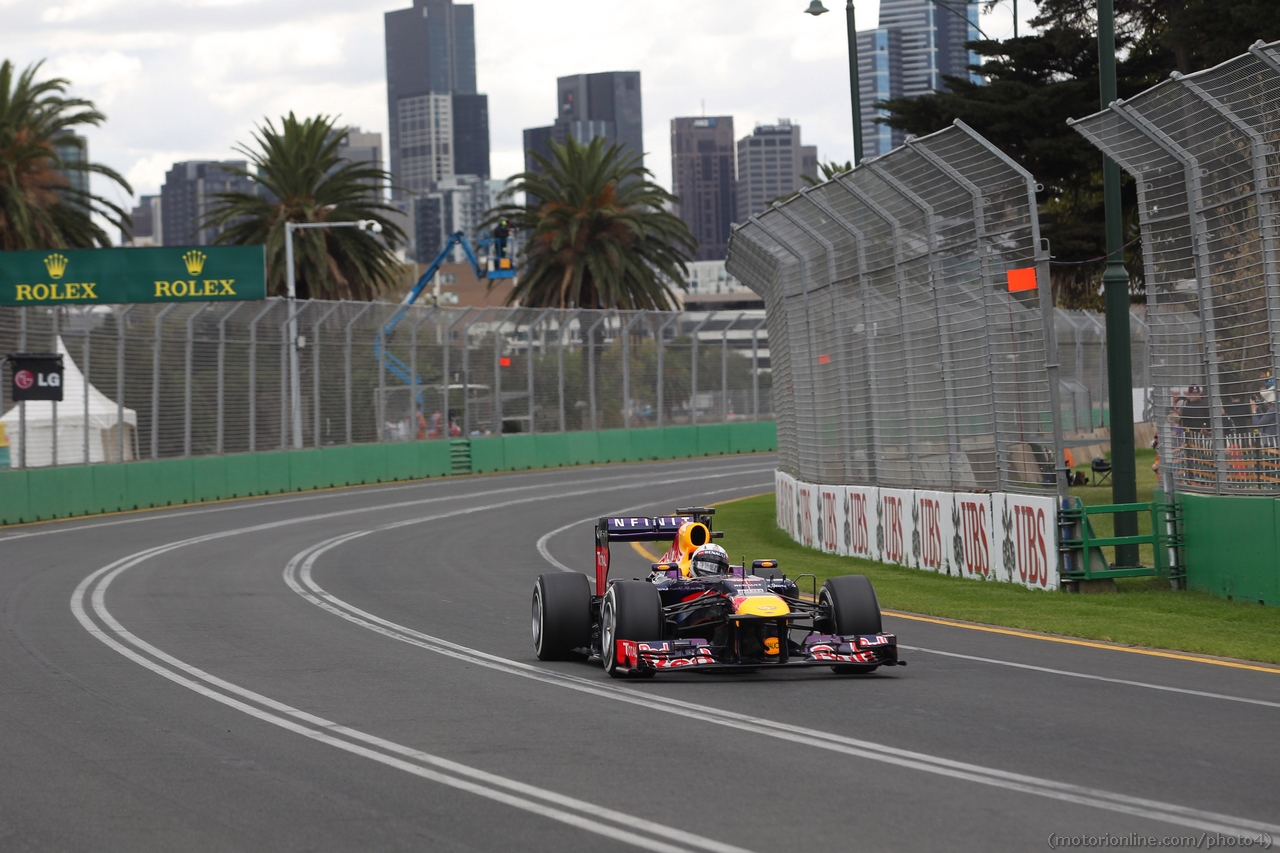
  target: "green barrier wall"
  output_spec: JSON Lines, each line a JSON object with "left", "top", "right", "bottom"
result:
{"left": 0, "top": 421, "right": 777, "bottom": 526}
{"left": 1177, "top": 492, "right": 1280, "bottom": 606}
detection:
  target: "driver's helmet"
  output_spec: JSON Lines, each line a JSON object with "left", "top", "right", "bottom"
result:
{"left": 688, "top": 543, "right": 730, "bottom": 578}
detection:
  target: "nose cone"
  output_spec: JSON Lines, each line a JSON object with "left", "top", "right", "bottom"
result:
{"left": 734, "top": 594, "right": 791, "bottom": 617}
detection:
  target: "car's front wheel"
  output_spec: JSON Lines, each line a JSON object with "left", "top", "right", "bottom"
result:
{"left": 818, "top": 574, "right": 883, "bottom": 674}
{"left": 600, "top": 581, "right": 663, "bottom": 678}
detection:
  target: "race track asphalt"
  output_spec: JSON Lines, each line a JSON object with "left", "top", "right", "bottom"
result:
{"left": 1, "top": 454, "right": 1278, "bottom": 852}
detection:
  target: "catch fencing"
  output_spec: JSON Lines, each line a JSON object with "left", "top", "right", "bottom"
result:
{"left": 1070, "top": 38, "right": 1280, "bottom": 496}
{"left": 0, "top": 302, "right": 771, "bottom": 468}
{"left": 726, "top": 119, "right": 1062, "bottom": 495}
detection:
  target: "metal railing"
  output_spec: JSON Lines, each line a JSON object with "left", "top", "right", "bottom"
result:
{"left": 0, "top": 303, "right": 772, "bottom": 468}
{"left": 726, "top": 120, "right": 1063, "bottom": 494}
{"left": 1071, "top": 38, "right": 1280, "bottom": 495}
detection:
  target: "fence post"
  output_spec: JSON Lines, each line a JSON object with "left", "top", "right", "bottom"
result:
{"left": 688, "top": 313, "right": 714, "bottom": 426}
{"left": 528, "top": 308, "right": 552, "bottom": 433}
{"left": 835, "top": 174, "right": 918, "bottom": 486}
{"left": 656, "top": 313, "right": 678, "bottom": 429}
{"left": 557, "top": 309, "right": 580, "bottom": 433}
{"left": 343, "top": 301, "right": 374, "bottom": 445}
{"left": 621, "top": 311, "right": 643, "bottom": 428}
{"left": 409, "top": 305, "right": 439, "bottom": 436}
{"left": 116, "top": 305, "right": 133, "bottom": 463}
{"left": 216, "top": 302, "right": 245, "bottom": 454}
{"left": 442, "top": 309, "right": 468, "bottom": 435}
{"left": 778, "top": 199, "right": 855, "bottom": 481}
{"left": 494, "top": 312, "right": 504, "bottom": 433}
{"left": 585, "top": 312, "right": 609, "bottom": 431}
{"left": 752, "top": 316, "right": 766, "bottom": 422}
{"left": 152, "top": 303, "right": 177, "bottom": 459}
{"left": 804, "top": 191, "right": 878, "bottom": 483}
{"left": 1110, "top": 102, "right": 1230, "bottom": 488}
{"left": 183, "top": 303, "right": 210, "bottom": 457}
{"left": 313, "top": 301, "right": 344, "bottom": 447}
{"left": 17, "top": 307, "right": 25, "bottom": 468}
{"left": 377, "top": 324, "right": 387, "bottom": 443}
{"left": 82, "top": 330, "right": 90, "bottom": 464}
{"left": 723, "top": 313, "right": 742, "bottom": 423}
{"left": 461, "top": 313, "right": 484, "bottom": 436}
{"left": 247, "top": 297, "right": 275, "bottom": 448}
{"left": 50, "top": 307, "right": 58, "bottom": 466}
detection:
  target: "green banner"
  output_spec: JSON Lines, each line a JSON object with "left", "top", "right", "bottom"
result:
{"left": 0, "top": 245, "right": 266, "bottom": 306}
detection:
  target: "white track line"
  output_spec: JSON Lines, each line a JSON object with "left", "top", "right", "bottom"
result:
{"left": 71, "top": 470, "right": 774, "bottom": 853}
{"left": 901, "top": 645, "right": 1280, "bottom": 709}
{"left": 286, "top": 497, "right": 1280, "bottom": 839}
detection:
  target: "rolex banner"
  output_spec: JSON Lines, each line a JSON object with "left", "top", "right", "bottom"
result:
{"left": 774, "top": 471, "right": 1059, "bottom": 590}
{"left": 0, "top": 245, "right": 266, "bottom": 306}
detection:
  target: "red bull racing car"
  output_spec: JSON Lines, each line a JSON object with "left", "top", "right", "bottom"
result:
{"left": 532, "top": 507, "right": 902, "bottom": 678}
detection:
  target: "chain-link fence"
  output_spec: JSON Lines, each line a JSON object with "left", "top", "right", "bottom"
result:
{"left": 726, "top": 120, "right": 1062, "bottom": 494}
{"left": 0, "top": 302, "right": 772, "bottom": 468}
{"left": 1055, "top": 306, "right": 1152, "bottom": 431}
{"left": 1070, "top": 38, "right": 1280, "bottom": 495}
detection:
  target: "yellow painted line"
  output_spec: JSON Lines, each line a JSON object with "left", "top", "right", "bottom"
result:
{"left": 632, "top": 542, "right": 662, "bottom": 562}
{"left": 884, "top": 610, "right": 1280, "bottom": 675}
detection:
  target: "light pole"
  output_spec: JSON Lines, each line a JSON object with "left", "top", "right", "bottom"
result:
{"left": 284, "top": 219, "right": 382, "bottom": 449}
{"left": 806, "top": 0, "right": 864, "bottom": 165}
{"left": 1097, "top": 0, "right": 1138, "bottom": 566}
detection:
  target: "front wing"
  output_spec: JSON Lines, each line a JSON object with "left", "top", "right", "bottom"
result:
{"left": 612, "top": 633, "right": 901, "bottom": 673}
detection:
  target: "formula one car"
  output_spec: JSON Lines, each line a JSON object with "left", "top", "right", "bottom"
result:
{"left": 532, "top": 507, "right": 902, "bottom": 678}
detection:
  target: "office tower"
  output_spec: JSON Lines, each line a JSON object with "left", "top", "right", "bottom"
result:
{"left": 331, "top": 127, "right": 384, "bottom": 200}
{"left": 160, "top": 161, "right": 255, "bottom": 247}
{"left": 734, "top": 120, "right": 817, "bottom": 222}
{"left": 122, "top": 195, "right": 162, "bottom": 246}
{"left": 412, "top": 174, "right": 491, "bottom": 263}
{"left": 671, "top": 116, "right": 736, "bottom": 261}
{"left": 452, "top": 93, "right": 490, "bottom": 180}
{"left": 858, "top": 0, "right": 981, "bottom": 157}
{"left": 523, "top": 71, "right": 643, "bottom": 175}
{"left": 384, "top": 0, "right": 489, "bottom": 197}
{"left": 52, "top": 130, "right": 89, "bottom": 212}
{"left": 395, "top": 93, "right": 455, "bottom": 194}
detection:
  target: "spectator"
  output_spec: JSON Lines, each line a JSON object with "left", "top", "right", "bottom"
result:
{"left": 1181, "top": 386, "right": 1210, "bottom": 433}
{"left": 1252, "top": 389, "right": 1277, "bottom": 438}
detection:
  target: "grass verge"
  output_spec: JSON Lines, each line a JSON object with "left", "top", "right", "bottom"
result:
{"left": 710, "top": 488, "right": 1280, "bottom": 666}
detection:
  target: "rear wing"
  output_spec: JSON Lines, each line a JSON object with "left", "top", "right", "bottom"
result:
{"left": 593, "top": 509, "right": 721, "bottom": 595}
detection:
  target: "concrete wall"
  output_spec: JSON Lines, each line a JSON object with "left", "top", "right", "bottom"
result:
{"left": 0, "top": 422, "right": 777, "bottom": 526}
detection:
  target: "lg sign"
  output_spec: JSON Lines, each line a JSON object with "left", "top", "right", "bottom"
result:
{"left": 7, "top": 353, "right": 63, "bottom": 402}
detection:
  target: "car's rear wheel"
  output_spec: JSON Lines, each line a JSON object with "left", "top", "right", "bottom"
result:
{"left": 600, "top": 581, "right": 663, "bottom": 678}
{"left": 818, "top": 575, "right": 883, "bottom": 674}
{"left": 532, "top": 572, "right": 592, "bottom": 661}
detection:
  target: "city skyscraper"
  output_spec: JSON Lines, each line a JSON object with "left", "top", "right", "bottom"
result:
{"left": 384, "top": 0, "right": 489, "bottom": 198}
{"left": 671, "top": 116, "right": 736, "bottom": 261}
{"left": 121, "top": 195, "right": 162, "bottom": 246}
{"left": 734, "top": 120, "right": 817, "bottom": 222}
{"left": 858, "top": 0, "right": 981, "bottom": 157}
{"left": 52, "top": 130, "right": 89, "bottom": 214}
{"left": 523, "top": 71, "right": 643, "bottom": 175}
{"left": 159, "top": 161, "right": 255, "bottom": 247}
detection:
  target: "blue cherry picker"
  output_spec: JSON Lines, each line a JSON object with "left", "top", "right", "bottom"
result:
{"left": 374, "top": 223, "right": 515, "bottom": 435}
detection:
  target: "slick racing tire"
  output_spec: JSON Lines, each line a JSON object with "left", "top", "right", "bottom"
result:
{"left": 819, "top": 575, "right": 883, "bottom": 675}
{"left": 600, "top": 581, "right": 663, "bottom": 679}
{"left": 532, "top": 572, "right": 592, "bottom": 661}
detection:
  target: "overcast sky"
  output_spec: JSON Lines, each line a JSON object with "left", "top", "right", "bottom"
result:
{"left": 1, "top": 0, "right": 1036, "bottom": 234}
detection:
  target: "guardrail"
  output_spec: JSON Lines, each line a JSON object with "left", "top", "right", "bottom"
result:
{"left": 1057, "top": 498, "right": 1183, "bottom": 586}
{"left": 0, "top": 421, "right": 777, "bottom": 526}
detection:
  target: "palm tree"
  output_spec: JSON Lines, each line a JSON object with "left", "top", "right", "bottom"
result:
{"left": 486, "top": 137, "right": 695, "bottom": 310}
{"left": 0, "top": 59, "right": 132, "bottom": 250}
{"left": 203, "top": 113, "right": 406, "bottom": 301}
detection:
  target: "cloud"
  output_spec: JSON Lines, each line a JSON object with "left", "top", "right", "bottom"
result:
{"left": 2, "top": 0, "right": 1031, "bottom": 226}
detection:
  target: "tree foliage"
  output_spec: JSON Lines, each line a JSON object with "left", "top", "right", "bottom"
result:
{"left": 0, "top": 59, "right": 131, "bottom": 250}
{"left": 881, "top": 0, "right": 1280, "bottom": 307}
{"left": 203, "top": 113, "right": 406, "bottom": 301}
{"left": 485, "top": 137, "right": 696, "bottom": 310}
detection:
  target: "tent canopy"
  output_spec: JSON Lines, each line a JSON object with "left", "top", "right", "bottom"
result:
{"left": 2, "top": 336, "right": 137, "bottom": 429}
